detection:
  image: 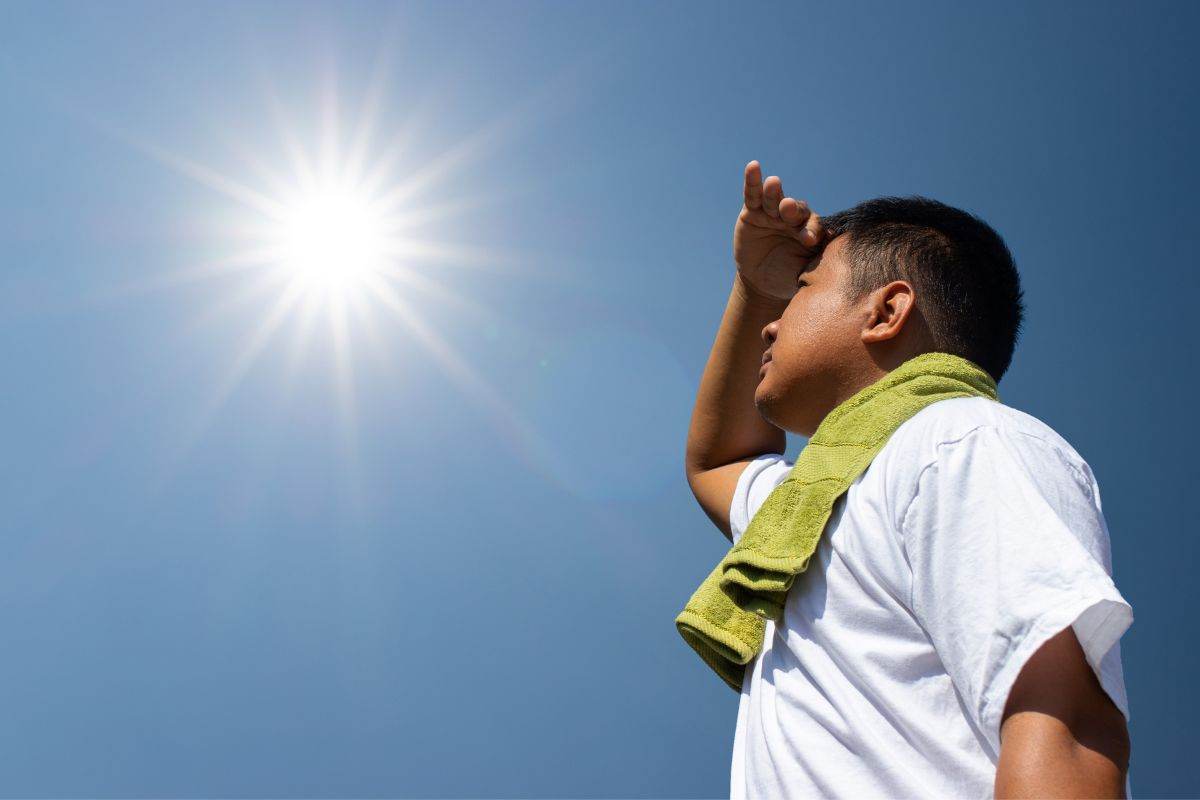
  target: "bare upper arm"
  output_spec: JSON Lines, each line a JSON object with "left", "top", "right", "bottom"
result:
{"left": 996, "top": 626, "right": 1130, "bottom": 797}
{"left": 686, "top": 457, "right": 766, "bottom": 544}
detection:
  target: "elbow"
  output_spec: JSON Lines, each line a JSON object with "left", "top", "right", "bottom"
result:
{"left": 996, "top": 712, "right": 1130, "bottom": 798}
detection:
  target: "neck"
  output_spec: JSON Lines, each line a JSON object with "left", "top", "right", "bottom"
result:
{"left": 812, "top": 344, "right": 938, "bottom": 435}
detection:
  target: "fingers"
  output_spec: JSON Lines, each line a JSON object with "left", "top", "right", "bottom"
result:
{"left": 743, "top": 160, "right": 822, "bottom": 244}
{"left": 762, "top": 175, "right": 783, "bottom": 218}
{"left": 779, "top": 197, "right": 811, "bottom": 228}
{"left": 743, "top": 161, "right": 763, "bottom": 210}
{"left": 800, "top": 212, "right": 824, "bottom": 247}
{"left": 781, "top": 198, "right": 823, "bottom": 248}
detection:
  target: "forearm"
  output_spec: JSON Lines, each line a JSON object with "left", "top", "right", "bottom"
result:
{"left": 685, "top": 272, "right": 788, "bottom": 475}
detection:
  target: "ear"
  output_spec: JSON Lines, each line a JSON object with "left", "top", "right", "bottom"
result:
{"left": 861, "top": 280, "right": 916, "bottom": 344}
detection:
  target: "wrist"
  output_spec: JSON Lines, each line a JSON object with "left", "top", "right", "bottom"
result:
{"left": 732, "top": 270, "right": 787, "bottom": 311}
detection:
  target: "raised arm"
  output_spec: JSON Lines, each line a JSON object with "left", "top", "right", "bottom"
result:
{"left": 685, "top": 161, "right": 825, "bottom": 542}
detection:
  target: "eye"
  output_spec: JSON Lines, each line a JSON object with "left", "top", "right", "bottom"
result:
{"left": 796, "top": 279, "right": 808, "bottom": 289}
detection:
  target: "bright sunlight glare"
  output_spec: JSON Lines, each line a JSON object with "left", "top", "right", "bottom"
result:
{"left": 87, "top": 45, "right": 592, "bottom": 512}
{"left": 272, "top": 186, "right": 389, "bottom": 295}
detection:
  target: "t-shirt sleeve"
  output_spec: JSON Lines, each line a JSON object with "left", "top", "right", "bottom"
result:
{"left": 899, "top": 425, "right": 1133, "bottom": 758}
{"left": 729, "top": 453, "right": 794, "bottom": 545}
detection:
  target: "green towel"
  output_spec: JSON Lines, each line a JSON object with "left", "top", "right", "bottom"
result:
{"left": 675, "top": 351, "right": 999, "bottom": 692}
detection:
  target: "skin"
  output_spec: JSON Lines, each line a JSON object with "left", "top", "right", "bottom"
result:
{"left": 734, "top": 160, "right": 936, "bottom": 437}
{"left": 684, "top": 160, "right": 1130, "bottom": 797}
{"left": 753, "top": 233, "right": 933, "bottom": 437}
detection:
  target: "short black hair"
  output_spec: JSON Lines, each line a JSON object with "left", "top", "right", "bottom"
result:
{"left": 822, "top": 196, "right": 1025, "bottom": 383}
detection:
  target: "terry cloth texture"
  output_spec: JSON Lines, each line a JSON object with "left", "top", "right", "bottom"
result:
{"left": 675, "top": 351, "right": 1000, "bottom": 692}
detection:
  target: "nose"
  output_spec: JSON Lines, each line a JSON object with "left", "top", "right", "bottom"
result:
{"left": 761, "top": 319, "right": 779, "bottom": 347}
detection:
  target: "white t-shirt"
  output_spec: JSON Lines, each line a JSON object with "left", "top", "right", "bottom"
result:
{"left": 728, "top": 396, "right": 1133, "bottom": 799}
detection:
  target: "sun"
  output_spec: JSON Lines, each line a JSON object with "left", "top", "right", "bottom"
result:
{"left": 271, "top": 184, "right": 390, "bottom": 296}
{"left": 87, "top": 47, "right": 599, "bottom": 507}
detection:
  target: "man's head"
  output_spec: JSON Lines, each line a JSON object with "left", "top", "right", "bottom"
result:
{"left": 754, "top": 196, "right": 1025, "bottom": 437}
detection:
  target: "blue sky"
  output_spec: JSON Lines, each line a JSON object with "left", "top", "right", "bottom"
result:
{"left": 1, "top": 0, "right": 1196, "bottom": 795}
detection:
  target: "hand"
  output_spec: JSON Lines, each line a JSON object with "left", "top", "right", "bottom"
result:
{"left": 733, "top": 160, "right": 827, "bottom": 302}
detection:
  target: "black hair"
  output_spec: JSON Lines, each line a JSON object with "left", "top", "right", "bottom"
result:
{"left": 822, "top": 196, "right": 1025, "bottom": 383}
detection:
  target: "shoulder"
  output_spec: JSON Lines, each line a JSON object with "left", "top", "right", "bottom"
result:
{"left": 730, "top": 453, "right": 794, "bottom": 544}
{"left": 884, "top": 396, "right": 1093, "bottom": 478}
{"left": 887, "top": 396, "right": 1085, "bottom": 462}
{"left": 878, "top": 397, "right": 1102, "bottom": 529}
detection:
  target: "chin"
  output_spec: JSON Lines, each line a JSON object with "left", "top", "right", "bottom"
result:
{"left": 754, "top": 390, "right": 790, "bottom": 432}
{"left": 756, "top": 386, "right": 818, "bottom": 437}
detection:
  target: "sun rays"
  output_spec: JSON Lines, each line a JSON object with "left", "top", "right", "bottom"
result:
{"left": 56, "top": 39, "right": 610, "bottom": 509}
{"left": 153, "top": 99, "right": 512, "bottom": 496}
{"left": 64, "top": 62, "right": 552, "bottom": 506}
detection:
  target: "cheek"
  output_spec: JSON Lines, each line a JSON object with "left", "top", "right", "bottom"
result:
{"left": 778, "top": 292, "right": 848, "bottom": 352}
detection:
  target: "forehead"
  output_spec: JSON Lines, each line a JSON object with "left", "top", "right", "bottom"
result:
{"left": 807, "top": 234, "right": 850, "bottom": 278}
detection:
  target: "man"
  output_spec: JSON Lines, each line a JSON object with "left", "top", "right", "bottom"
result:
{"left": 683, "top": 161, "right": 1133, "bottom": 798}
